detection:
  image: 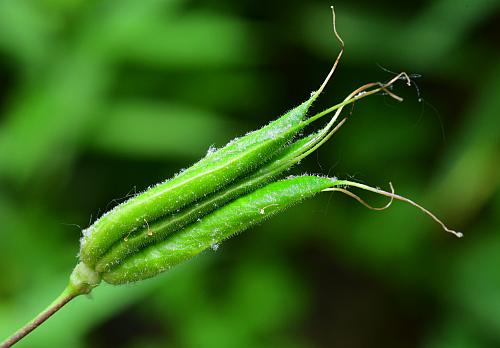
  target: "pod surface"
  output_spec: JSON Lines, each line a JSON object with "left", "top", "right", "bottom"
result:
{"left": 81, "top": 97, "right": 316, "bottom": 266}
{"left": 103, "top": 175, "right": 336, "bottom": 284}
{"left": 95, "top": 133, "right": 319, "bottom": 272}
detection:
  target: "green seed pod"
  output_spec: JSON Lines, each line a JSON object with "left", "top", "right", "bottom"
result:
{"left": 3, "top": 12, "right": 464, "bottom": 346}
{"left": 95, "top": 133, "right": 320, "bottom": 273}
{"left": 81, "top": 96, "right": 319, "bottom": 267}
{"left": 102, "top": 175, "right": 336, "bottom": 284}
{"left": 2, "top": 70, "right": 463, "bottom": 348}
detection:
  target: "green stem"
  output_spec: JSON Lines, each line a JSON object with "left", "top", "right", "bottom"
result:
{"left": 0, "top": 286, "right": 81, "bottom": 348}
{"left": 1, "top": 263, "right": 101, "bottom": 348}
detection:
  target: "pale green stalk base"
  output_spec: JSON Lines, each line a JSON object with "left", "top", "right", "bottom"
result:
{"left": 0, "top": 263, "right": 101, "bottom": 348}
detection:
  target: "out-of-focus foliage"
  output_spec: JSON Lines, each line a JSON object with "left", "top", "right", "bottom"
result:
{"left": 0, "top": 0, "right": 498, "bottom": 347}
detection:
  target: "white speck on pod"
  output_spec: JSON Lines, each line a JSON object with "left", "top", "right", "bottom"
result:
{"left": 206, "top": 145, "right": 217, "bottom": 157}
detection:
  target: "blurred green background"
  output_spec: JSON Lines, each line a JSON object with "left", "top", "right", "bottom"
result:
{"left": 0, "top": 0, "right": 499, "bottom": 347}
